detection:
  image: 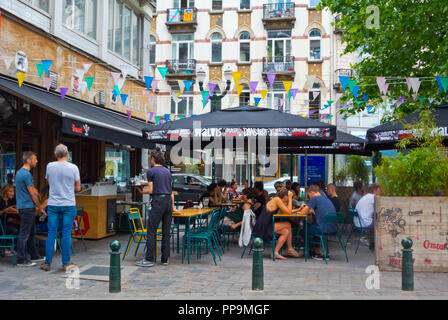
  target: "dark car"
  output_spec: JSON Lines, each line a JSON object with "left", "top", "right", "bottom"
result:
{"left": 172, "top": 173, "right": 211, "bottom": 203}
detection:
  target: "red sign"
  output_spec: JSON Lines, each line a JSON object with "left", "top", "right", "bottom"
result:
{"left": 72, "top": 123, "right": 83, "bottom": 134}
{"left": 423, "top": 240, "right": 447, "bottom": 252}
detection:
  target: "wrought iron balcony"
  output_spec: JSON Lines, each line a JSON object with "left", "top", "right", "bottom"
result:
{"left": 166, "top": 8, "right": 198, "bottom": 32}
{"left": 263, "top": 2, "right": 295, "bottom": 19}
{"left": 165, "top": 59, "right": 196, "bottom": 76}
{"left": 333, "top": 14, "right": 343, "bottom": 33}
{"left": 263, "top": 55, "right": 295, "bottom": 74}
{"left": 334, "top": 68, "right": 355, "bottom": 89}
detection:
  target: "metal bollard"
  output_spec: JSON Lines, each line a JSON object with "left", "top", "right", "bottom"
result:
{"left": 109, "top": 241, "right": 121, "bottom": 293}
{"left": 252, "top": 237, "right": 264, "bottom": 291}
{"left": 401, "top": 238, "right": 414, "bottom": 291}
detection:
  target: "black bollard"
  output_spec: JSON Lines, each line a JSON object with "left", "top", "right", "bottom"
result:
{"left": 401, "top": 238, "right": 414, "bottom": 291}
{"left": 109, "top": 240, "right": 121, "bottom": 293}
{"left": 252, "top": 238, "right": 264, "bottom": 291}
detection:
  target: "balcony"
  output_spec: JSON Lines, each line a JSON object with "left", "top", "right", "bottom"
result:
{"left": 262, "top": 55, "right": 295, "bottom": 81}
{"left": 333, "top": 14, "right": 343, "bottom": 34}
{"left": 165, "top": 8, "right": 198, "bottom": 32}
{"left": 165, "top": 59, "right": 196, "bottom": 85}
{"left": 334, "top": 68, "right": 355, "bottom": 89}
{"left": 262, "top": 2, "right": 296, "bottom": 29}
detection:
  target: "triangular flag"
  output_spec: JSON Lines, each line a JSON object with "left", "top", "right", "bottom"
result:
{"left": 155, "top": 116, "right": 161, "bottom": 125}
{"left": 35, "top": 63, "right": 45, "bottom": 78}
{"left": 75, "top": 68, "right": 86, "bottom": 79}
{"left": 254, "top": 97, "right": 262, "bottom": 107}
{"left": 84, "top": 76, "right": 95, "bottom": 91}
{"left": 43, "top": 76, "right": 52, "bottom": 91}
{"left": 111, "top": 72, "right": 121, "bottom": 85}
{"left": 419, "top": 97, "right": 426, "bottom": 104}
{"left": 208, "top": 83, "right": 217, "bottom": 96}
{"left": 441, "top": 78, "right": 448, "bottom": 92}
{"left": 249, "top": 81, "right": 258, "bottom": 94}
{"left": 41, "top": 60, "right": 53, "bottom": 73}
{"left": 355, "top": 101, "right": 363, "bottom": 105}
{"left": 178, "top": 80, "right": 185, "bottom": 93}
{"left": 290, "top": 88, "right": 298, "bottom": 100}
{"left": 151, "top": 80, "right": 159, "bottom": 92}
{"left": 282, "top": 81, "right": 292, "bottom": 94}
{"left": 406, "top": 78, "right": 412, "bottom": 92}
{"left": 363, "top": 94, "right": 368, "bottom": 102}
{"left": 412, "top": 93, "right": 418, "bottom": 101}
{"left": 17, "top": 73, "right": 26, "bottom": 87}
{"left": 260, "top": 90, "right": 268, "bottom": 100}
{"left": 267, "top": 73, "right": 276, "bottom": 87}
{"left": 201, "top": 91, "right": 210, "bottom": 102}
{"left": 157, "top": 67, "right": 168, "bottom": 79}
{"left": 175, "top": 90, "right": 182, "bottom": 98}
{"left": 309, "top": 109, "right": 318, "bottom": 115}
{"left": 82, "top": 62, "right": 93, "bottom": 73}
{"left": 339, "top": 76, "right": 349, "bottom": 92}
{"left": 352, "top": 85, "right": 360, "bottom": 99}
{"left": 327, "top": 100, "right": 334, "bottom": 106}
{"left": 149, "top": 112, "right": 155, "bottom": 122}
{"left": 113, "top": 85, "right": 121, "bottom": 97}
{"left": 60, "top": 87, "right": 68, "bottom": 99}
{"left": 184, "top": 80, "right": 193, "bottom": 92}
{"left": 312, "top": 91, "right": 320, "bottom": 101}
{"left": 218, "top": 80, "right": 227, "bottom": 94}
{"left": 436, "top": 77, "right": 444, "bottom": 92}
{"left": 120, "top": 94, "right": 128, "bottom": 105}
{"left": 321, "top": 104, "right": 330, "bottom": 110}
{"left": 144, "top": 76, "right": 153, "bottom": 91}
{"left": 232, "top": 71, "right": 242, "bottom": 85}
{"left": 376, "top": 77, "right": 386, "bottom": 91}
{"left": 327, "top": 115, "right": 334, "bottom": 119}
{"left": 164, "top": 114, "right": 170, "bottom": 122}
{"left": 348, "top": 79, "right": 357, "bottom": 92}
{"left": 409, "top": 78, "right": 421, "bottom": 94}
{"left": 381, "top": 83, "right": 390, "bottom": 95}
{"left": 236, "top": 85, "right": 244, "bottom": 97}
{"left": 179, "top": 116, "right": 186, "bottom": 119}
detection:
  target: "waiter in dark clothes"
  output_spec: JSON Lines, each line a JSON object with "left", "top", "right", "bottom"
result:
{"left": 136, "top": 147, "right": 180, "bottom": 267}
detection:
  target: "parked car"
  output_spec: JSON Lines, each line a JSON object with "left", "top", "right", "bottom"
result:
{"left": 264, "top": 176, "right": 299, "bottom": 197}
{"left": 172, "top": 173, "right": 211, "bottom": 203}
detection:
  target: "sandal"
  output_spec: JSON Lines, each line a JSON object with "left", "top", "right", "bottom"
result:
{"left": 285, "top": 248, "right": 302, "bottom": 258}
{"left": 273, "top": 252, "right": 287, "bottom": 260}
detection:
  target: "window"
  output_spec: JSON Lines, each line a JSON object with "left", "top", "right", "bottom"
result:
{"left": 267, "top": 30, "right": 292, "bottom": 68}
{"left": 171, "top": 94, "right": 194, "bottom": 116}
{"left": 309, "top": 83, "right": 321, "bottom": 120}
{"left": 24, "top": 0, "right": 49, "bottom": 12}
{"left": 108, "top": 0, "right": 141, "bottom": 66}
{"left": 211, "top": 33, "right": 222, "bottom": 63}
{"left": 63, "top": 0, "right": 97, "bottom": 39}
{"left": 240, "top": 0, "right": 250, "bottom": 10}
{"left": 172, "top": 34, "right": 194, "bottom": 61}
{"left": 212, "top": 0, "right": 222, "bottom": 10}
{"left": 105, "top": 148, "right": 130, "bottom": 193}
{"left": 239, "top": 84, "right": 250, "bottom": 106}
{"left": 239, "top": 32, "right": 251, "bottom": 63}
{"left": 149, "top": 35, "right": 156, "bottom": 66}
{"left": 267, "top": 84, "right": 290, "bottom": 113}
{"left": 174, "top": 0, "right": 195, "bottom": 8}
{"left": 309, "top": 0, "right": 321, "bottom": 8}
{"left": 309, "top": 29, "right": 321, "bottom": 61}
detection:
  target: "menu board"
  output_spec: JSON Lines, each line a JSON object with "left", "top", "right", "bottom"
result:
{"left": 300, "top": 156, "right": 326, "bottom": 186}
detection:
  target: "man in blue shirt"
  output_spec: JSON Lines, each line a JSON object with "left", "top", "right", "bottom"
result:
{"left": 298, "top": 184, "right": 338, "bottom": 261}
{"left": 136, "top": 147, "right": 180, "bottom": 267}
{"left": 15, "top": 151, "right": 45, "bottom": 267}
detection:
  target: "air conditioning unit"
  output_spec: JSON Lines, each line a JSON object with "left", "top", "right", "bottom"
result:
{"left": 97, "top": 90, "right": 106, "bottom": 106}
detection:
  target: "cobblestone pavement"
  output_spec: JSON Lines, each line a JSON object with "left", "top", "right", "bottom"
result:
{"left": 0, "top": 232, "right": 447, "bottom": 300}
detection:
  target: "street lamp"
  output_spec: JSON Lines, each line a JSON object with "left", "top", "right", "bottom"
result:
{"left": 198, "top": 65, "right": 232, "bottom": 112}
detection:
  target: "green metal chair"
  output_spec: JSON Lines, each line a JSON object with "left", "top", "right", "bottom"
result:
{"left": 72, "top": 206, "right": 87, "bottom": 251}
{"left": 0, "top": 217, "right": 18, "bottom": 267}
{"left": 345, "top": 208, "right": 369, "bottom": 255}
{"left": 308, "top": 212, "right": 349, "bottom": 264}
{"left": 122, "top": 208, "right": 147, "bottom": 261}
{"left": 182, "top": 209, "right": 222, "bottom": 265}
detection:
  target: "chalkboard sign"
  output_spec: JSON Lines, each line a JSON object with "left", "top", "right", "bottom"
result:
{"left": 107, "top": 198, "right": 117, "bottom": 233}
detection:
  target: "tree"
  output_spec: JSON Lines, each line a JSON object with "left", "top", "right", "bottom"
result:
{"left": 347, "top": 155, "right": 369, "bottom": 183}
{"left": 319, "top": 0, "right": 448, "bottom": 118}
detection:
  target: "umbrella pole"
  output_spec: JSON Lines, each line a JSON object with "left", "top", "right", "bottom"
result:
{"left": 289, "top": 153, "right": 294, "bottom": 182}
{"left": 305, "top": 151, "right": 308, "bottom": 188}
{"left": 212, "top": 148, "right": 216, "bottom": 183}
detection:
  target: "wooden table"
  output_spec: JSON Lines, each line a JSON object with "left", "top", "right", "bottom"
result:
{"left": 272, "top": 213, "right": 309, "bottom": 262}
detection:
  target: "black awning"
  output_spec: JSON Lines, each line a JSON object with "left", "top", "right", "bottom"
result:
{"left": 0, "top": 75, "right": 153, "bottom": 149}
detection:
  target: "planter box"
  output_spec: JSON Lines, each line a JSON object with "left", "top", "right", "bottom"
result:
{"left": 376, "top": 197, "right": 448, "bottom": 272}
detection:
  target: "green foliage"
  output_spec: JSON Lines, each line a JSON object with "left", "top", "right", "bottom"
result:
{"left": 319, "top": 0, "right": 448, "bottom": 118}
{"left": 347, "top": 155, "right": 370, "bottom": 183}
{"left": 374, "top": 109, "right": 448, "bottom": 196}
{"left": 334, "top": 163, "right": 348, "bottom": 185}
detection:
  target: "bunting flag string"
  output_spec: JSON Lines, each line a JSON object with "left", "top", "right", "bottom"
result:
{"left": 35, "top": 63, "right": 45, "bottom": 78}
{"left": 267, "top": 73, "right": 276, "bottom": 87}
{"left": 126, "top": 110, "right": 132, "bottom": 120}
{"left": 249, "top": 81, "right": 258, "bottom": 94}
{"left": 339, "top": 76, "right": 349, "bottom": 92}
{"left": 120, "top": 93, "right": 128, "bottom": 105}
{"left": 178, "top": 80, "right": 186, "bottom": 93}
{"left": 184, "top": 80, "right": 194, "bottom": 92}
{"left": 41, "top": 60, "right": 53, "bottom": 74}
{"left": 260, "top": 90, "right": 268, "bottom": 100}
{"left": 236, "top": 85, "right": 244, "bottom": 98}
{"left": 144, "top": 76, "right": 153, "bottom": 91}
{"left": 254, "top": 97, "right": 262, "bottom": 107}
{"left": 208, "top": 83, "right": 217, "bottom": 96}
{"left": 157, "top": 67, "right": 168, "bottom": 79}
{"left": 17, "top": 73, "right": 26, "bottom": 87}
{"left": 232, "top": 71, "right": 242, "bottom": 86}
{"left": 43, "top": 76, "right": 52, "bottom": 91}
{"left": 85, "top": 77, "right": 95, "bottom": 91}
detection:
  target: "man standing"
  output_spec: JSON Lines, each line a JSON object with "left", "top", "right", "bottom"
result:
{"left": 136, "top": 147, "right": 179, "bottom": 267}
{"left": 355, "top": 184, "right": 382, "bottom": 246}
{"left": 15, "top": 151, "right": 45, "bottom": 267}
{"left": 40, "top": 144, "right": 81, "bottom": 272}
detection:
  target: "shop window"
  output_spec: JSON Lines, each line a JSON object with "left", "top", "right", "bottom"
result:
{"left": 63, "top": 0, "right": 98, "bottom": 39}
{"left": 105, "top": 148, "right": 130, "bottom": 193}
{"left": 0, "top": 143, "right": 16, "bottom": 188}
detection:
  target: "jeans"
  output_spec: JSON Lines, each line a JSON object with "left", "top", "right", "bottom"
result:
{"left": 145, "top": 195, "right": 172, "bottom": 263}
{"left": 45, "top": 206, "right": 76, "bottom": 265}
{"left": 17, "top": 208, "right": 40, "bottom": 264}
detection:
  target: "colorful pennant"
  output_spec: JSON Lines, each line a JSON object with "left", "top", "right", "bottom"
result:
{"left": 232, "top": 71, "right": 242, "bottom": 85}
{"left": 254, "top": 97, "right": 262, "bottom": 107}
{"left": 41, "top": 60, "right": 53, "bottom": 74}
{"left": 35, "top": 63, "right": 45, "bottom": 78}
{"left": 157, "top": 67, "right": 168, "bottom": 79}
{"left": 236, "top": 85, "right": 244, "bottom": 97}
{"left": 208, "top": 83, "right": 217, "bottom": 96}
{"left": 144, "top": 76, "right": 153, "bottom": 91}
{"left": 120, "top": 93, "right": 128, "bottom": 105}
{"left": 126, "top": 110, "right": 132, "bottom": 120}
{"left": 267, "top": 73, "right": 276, "bottom": 87}
{"left": 84, "top": 77, "right": 95, "bottom": 91}
{"left": 17, "top": 73, "right": 26, "bottom": 87}
{"left": 184, "top": 80, "right": 194, "bottom": 92}
{"left": 249, "top": 81, "right": 258, "bottom": 94}
{"left": 339, "top": 76, "right": 349, "bottom": 92}
{"left": 260, "top": 90, "right": 268, "bottom": 100}
{"left": 43, "top": 76, "right": 52, "bottom": 91}
{"left": 60, "top": 87, "right": 68, "bottom": 99}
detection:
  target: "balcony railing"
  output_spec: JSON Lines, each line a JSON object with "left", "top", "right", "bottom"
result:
{"left": 166, "top": 8, "right": 197, "bottom": 23}
{"left": 334, "top": 68, "right": 355, "bottom": 88}
{"left": 334, "top": 14, "right": 343, "bottom": 33}
{"left": 166, "top": 59, "right": 196, "bottom": 75}
{"left": 263, "top": 2, "right": 295, "bottom": 19}
{"left": 263, "top": 56, "right": 295, "bottom": 73}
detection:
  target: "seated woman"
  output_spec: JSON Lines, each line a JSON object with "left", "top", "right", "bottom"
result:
{"left": 0, "top": 185, "right": 20, "bottom": 256}
{"left": 227, "top": 181, "right": 242, "bottom": 202}
{"left": 35, "top": 186, "right": 61, "bottom": 236}
{"left": 223, "top": 188, "right": 254, "bottom": 230}
{"left": 252, "top": 189, "right": 302, "bottom": 260}
{"left": 206, "top": 183, "right": 225, "bottom": 207}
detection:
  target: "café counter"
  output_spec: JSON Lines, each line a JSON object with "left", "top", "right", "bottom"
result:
{"left": 74, "top": 182, "right": 117, "bottom": 240}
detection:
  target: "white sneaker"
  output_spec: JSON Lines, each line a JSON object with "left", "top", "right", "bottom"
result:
{"left": 17, "top": 261, "right": 36, "bottom": 267}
